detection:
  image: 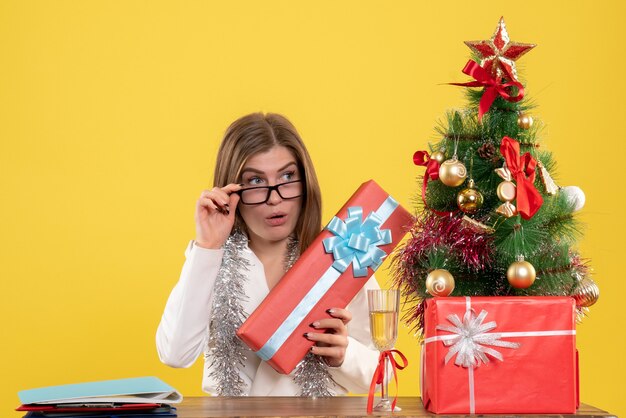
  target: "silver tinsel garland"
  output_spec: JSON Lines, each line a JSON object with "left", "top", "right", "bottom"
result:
{"left": 293, "top": 352, "right": 336, "bottom": 397}
{"left": 285, "top": 236, "right": 336, "bottom": 397}
{"left": 205, "top": 231, "right": 251, "bottom": 396}
{"left": 206, "top": 232, "right": 337, "bottom": 396}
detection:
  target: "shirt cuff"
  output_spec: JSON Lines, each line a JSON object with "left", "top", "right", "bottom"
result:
{"left": 187, "top": 240, "right": 225, "bottom": 261}
{"left": 327, "top": 336, "right": 377, "bottom": 394}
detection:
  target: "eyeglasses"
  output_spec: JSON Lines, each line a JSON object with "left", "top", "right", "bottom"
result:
{"left": 235, "top": 180, "right": 304, "bottom": 205}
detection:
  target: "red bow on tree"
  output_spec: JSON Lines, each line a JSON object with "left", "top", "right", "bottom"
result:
{"left": 367, "top": 349, "right": 408, "bottom": 413}
{"left": 413, "top": 150, "right": 440, "bottom": 195}
{"left": 500, "top": 136, "right": 543, "bottom": 220}
{"left": 413, "top": 151, "right": 458, "bottom": 217}
{"left": 450, "top": 60, "right": 525, "bottom": 122}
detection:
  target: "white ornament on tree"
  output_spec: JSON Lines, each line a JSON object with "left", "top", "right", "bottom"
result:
{"left": 561, "top": 186, "right": 585, "bottom": 212}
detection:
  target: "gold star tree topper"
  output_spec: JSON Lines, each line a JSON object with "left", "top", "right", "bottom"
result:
{"left": 464, "top": 17, "right": 536, "bottom": 82}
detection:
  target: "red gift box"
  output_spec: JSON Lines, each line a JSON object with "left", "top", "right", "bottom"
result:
{"left": 421, "top": 296, "right": 578, "bottom": 414}
{"left": 237, "top": 180, "right": 412, "bottom": 374}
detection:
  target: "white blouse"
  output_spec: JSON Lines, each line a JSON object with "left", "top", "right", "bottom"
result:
{"left": 156, "top": 240, "right": 381, "bottom": 396}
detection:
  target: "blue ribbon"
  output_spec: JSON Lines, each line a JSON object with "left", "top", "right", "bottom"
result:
{"left": 322, "top": 202, "right": 395, "bottom": 277}
{"left": 256, "top": 267, "right": 341, "bottom": 361}
{"left": 255, "top": 195, "right": 399, "bottom": 361}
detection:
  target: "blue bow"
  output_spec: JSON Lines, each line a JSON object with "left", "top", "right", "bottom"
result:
{"left": 323, "top": 206, "right": 392, "bottom": 277}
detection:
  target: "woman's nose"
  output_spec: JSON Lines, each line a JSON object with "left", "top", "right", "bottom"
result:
{"left": 266, "top": 188, "right": 282, "bottom": 205}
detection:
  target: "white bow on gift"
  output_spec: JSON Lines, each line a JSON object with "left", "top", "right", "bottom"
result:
{"left": 436, "top": 309, "right": 521, "bottom": 368}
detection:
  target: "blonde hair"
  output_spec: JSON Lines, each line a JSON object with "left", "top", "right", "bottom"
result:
{"left": 213, "top": 112, "right": 322, "bottom": 253}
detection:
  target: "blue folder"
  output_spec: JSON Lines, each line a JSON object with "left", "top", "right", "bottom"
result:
{"left": 23, "top": 408, "right": 177, "bottom": 418}
{"left": 18, "top": 377, "right": 182, "bottom": 405}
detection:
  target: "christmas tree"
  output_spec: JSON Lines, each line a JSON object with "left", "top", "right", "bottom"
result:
{"left": 393, "top": 17, "right": 599, "bottom": 334}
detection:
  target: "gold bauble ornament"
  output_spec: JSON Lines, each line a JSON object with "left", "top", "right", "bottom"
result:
{"left": 573, "top": 276, "right": 600, "bottom": 307}
{"left": 438, "top": 157, "right": 467, "bottom": 187}
{"left": 507, "top": 256, "right": 536, "bottom": 289}
{"left": 431, "top": 150, "right": 446, "bottom": 164}
{"left": 457, "top": 179, "right": 484, "bottom": 214}
{"left": 426, "top": 269, "right": 455, "bottom": 297}
{"left": 496, "top": 181, "right": 517, "bottom": 202}
{"left": 517, "top": 113, "right": 534, "bottom": 129}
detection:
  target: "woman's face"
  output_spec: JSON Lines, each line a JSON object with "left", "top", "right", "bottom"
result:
{"left": 238, "top": 146, "right": 303, "bottom": 246}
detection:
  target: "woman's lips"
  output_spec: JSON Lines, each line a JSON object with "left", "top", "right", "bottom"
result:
{"left": 265, "top": 212, "right": 287, "bottom": 226}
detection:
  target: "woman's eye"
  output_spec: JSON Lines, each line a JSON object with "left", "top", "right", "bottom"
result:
{"left": 281, "top": 171, "right": 297, "bottom": 181}
{"left": 247, "top": 177, "right": 264, "bottom": 185}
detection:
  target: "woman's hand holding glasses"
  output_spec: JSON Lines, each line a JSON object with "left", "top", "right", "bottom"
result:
{"left": 195, "top": 184, "right": 243, "bottom": 249}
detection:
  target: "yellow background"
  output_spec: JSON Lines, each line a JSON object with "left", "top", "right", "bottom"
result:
{"left": 1, "top": 1, "right": 625, "bottom": 416}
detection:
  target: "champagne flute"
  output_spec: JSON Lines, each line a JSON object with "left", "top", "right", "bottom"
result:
{"left": 367, "top": 289, "right": 400, "bottom": 412}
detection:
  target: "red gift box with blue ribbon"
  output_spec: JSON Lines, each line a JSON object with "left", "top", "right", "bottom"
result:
{"left": 237, "top": 180, "right": 412, "bottom": 374}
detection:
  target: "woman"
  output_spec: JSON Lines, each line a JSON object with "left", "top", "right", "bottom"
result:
{"left": 156, "top": 112, "right": 380, "bottom": 396}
